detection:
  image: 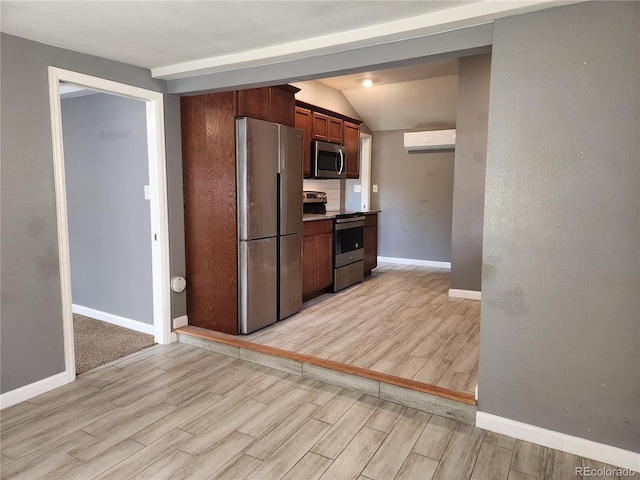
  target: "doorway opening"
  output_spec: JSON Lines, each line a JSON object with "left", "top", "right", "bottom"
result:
{"left": 48, "top": 67, "right": 172, "bottom": 383}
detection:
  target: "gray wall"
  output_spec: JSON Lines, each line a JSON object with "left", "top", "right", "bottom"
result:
{"left": 371, "top": 130, "right": 454, "bottom": 262}
{"left": 3, "top": 3, "right": 639, "bottom": 455}
{"left": 479, "top": 1, "right": 639, "bottom": 452}
{"left": 0, "top": 34, "right": 186, "bottom": 394}
{"left": 62, "top": 93, "right": 153, "bottom": 324}
{"left": 450, "top": 53, "right": 491, "bottom": 292}
{"left": 164, "top": 95, "right": 187, "bottom": 320}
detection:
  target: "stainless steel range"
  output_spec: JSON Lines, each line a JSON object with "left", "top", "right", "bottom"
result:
{"left": 302, "top": 191, "right": 327, "bottom": 214}
{"left": 330, "top": 212, "right": 365, "bottom": 292}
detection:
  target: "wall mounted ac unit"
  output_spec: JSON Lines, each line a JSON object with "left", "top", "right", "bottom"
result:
{"left": 404, "top": 129, "right": 456, "bottom": 151}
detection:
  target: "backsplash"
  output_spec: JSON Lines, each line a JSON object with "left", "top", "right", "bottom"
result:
{"left": 303, "top": 179, "right": 342, "bottom": 211}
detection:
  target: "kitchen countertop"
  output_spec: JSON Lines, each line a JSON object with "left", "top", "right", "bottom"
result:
{"left": 303, "top": 210, "right": 381, "bottom": 222}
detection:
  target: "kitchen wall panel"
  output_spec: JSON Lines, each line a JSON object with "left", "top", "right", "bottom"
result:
{"left": 0, "top": 33, "right": 185, "bottom": 394}
{"left": 479, "top": 1, "right": 639, "bottom": 452}
{"left": 450, "top": 53, "right": 491, "bottom": 293}
{"left": 303, "top": 179, "right": 342, "bottom": 211}
{"left": 370, "top": 130, "right": 454, "bottom": 263}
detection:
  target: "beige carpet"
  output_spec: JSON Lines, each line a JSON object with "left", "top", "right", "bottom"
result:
{"left": 73, "top": 314, "right": 156, "bottom": 375}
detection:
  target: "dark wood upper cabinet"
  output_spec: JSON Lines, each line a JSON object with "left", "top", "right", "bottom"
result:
{"left": 312, "top": 112, "right": 329, "bottom": 141}
{"left": 298, "top": 100, "right": 361, "bottom": 178}
{"left": 237, "top": 85, "right": 298, "bottom": 127}
{"left": 343, "top": 121, "right": 360, "bottom": 179}
{"left": 270, "top": 86, "right": 297, "bottom": 127}
{"left": 312, "top": 112, "right": 343, "bottom": 144}
{"left": 295, "top": 106, "right": 313, "bottom": 177}
{"left": 237, "top": 87, "right": 270, "bottom": 122}
{"left": 328, "top": 117, "right": 343, "bottom": 144}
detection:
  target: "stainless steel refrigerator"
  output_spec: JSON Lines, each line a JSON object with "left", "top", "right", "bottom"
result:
{"left": 236, "top": 117, "right": 303, "bottom": 334}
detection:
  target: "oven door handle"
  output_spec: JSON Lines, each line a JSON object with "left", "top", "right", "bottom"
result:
{"left": 335, "top": 219, "right": 365, "bottom": 230}
{"left": 335, "top": 216, "right": 365, "bottom": 224}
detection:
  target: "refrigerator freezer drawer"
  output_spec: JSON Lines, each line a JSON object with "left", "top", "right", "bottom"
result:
{"left": 239, "top": 237, "right": 278, "bottom": 334}
{"left": 279, "top": 233, "right": 302, "bottom": 320}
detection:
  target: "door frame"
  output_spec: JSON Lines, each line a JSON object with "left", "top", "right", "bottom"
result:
{"left": 48, "top": 67, "right": 172, "bottom": 383}
{"left": 359, "top": 132, "right": 373, "bottom": 211}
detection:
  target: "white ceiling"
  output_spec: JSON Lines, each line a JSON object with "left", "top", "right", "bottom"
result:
{"left": 0, "top": 1, "right": 474, "bottom": 72}
{"left": 318, "top": 60, "right": 459, "bottom": 91}
{"left": 346, "top": 74, "right": 459, "bottom": 132}
{"left": 1, "top": 1, "right": 562, "bottom": 80}
{"left": 2, "top": 1, "right": 566, "bottom": 131}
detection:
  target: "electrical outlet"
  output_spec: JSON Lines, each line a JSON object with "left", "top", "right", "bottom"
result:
{"left": 354, "top": 184, "right": 362, "bottom": 193}
{"left": 373, "top": 184, "right": 379, "bottom": 193}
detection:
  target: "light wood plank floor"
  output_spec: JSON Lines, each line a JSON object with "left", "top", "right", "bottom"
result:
{"left": 244, "top": 263, "right": 480, "bottom": 396}
{"left": 1, "top": 343, "right": 627, "bottom": 480}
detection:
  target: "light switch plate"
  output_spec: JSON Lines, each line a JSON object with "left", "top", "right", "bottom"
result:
{"left": 144, "top": 185, "right": 151, "bottom": 200}
{"left": 373, "top": 185, "right": 379, "bottom": 193}
{"left": 354, "top": 184, "right": 362, "bottom": 193}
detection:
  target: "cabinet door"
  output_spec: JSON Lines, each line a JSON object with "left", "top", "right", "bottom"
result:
{"left": 315, "top": 232, "right": 334, "bottom": 289}
{"left": 181, "top": 92, "right": 239, "bottom": 335}
{"left": 302, "top": 235, "right": 316, "bottom": 296}
{"left": 237, "top": 88, "right": 270, "bottom": 121}
{"left": 343, "top": 121, "right": 360, "bottom": 179}
{"left": 312, "top": 112, "right": 329, "bottom": 141}
{"left": 295, "top": 107, "right": 313, "bottom": 177}
{"left": 364, "top": 225, "right": 378, "bottom": 274}
{"left": 328, "top": 117, "right": 343, "bottom": 144}
{"left": 270, "top": 87, "right": 296, "bottom": 127}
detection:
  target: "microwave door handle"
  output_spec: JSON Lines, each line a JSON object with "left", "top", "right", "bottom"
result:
{"left": 338, "top": 149, "right": 344, "bottom": 175}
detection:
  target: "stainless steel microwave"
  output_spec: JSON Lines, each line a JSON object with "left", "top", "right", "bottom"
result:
{"left": 312, "top": 140, "right": 347, "bottom": 179}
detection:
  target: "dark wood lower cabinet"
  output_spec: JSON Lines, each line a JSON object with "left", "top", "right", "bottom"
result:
{"left": 364, "top": 213, "right": 378, "bottom": 275}
{"left": 315, "top": 232, "right": 333, "bottom": 288}
{"left": 302, "top": 220, "right": 334, "bottom": 299}
{"left": 302, "top": 235, "right": 316, "bottom": 296}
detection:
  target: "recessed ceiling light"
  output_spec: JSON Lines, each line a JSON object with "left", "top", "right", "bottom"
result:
{"left": 360, "top": 78, "right": 378, "bottom": 88}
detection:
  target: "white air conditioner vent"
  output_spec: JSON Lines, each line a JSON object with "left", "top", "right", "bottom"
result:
{"left": 404, "top": 129, "right": 456, "bottom": 151}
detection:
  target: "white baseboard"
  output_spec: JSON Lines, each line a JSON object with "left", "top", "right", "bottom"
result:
{"left": 172, "top": 315, "right": 188, "bottom": 329}
{"left": 476, "top": 412, "right": 640, "bottom": 471}
{"left": 449, "top": 288, "right": 481, "bottom": 300}
{"left": 72, "top": 304, "right": 155, "bottom": 335}
{"left": 377, "top": 256, "right": 451, "bottom": 269}
{"left": 0, "top": 371, "right": 70, "bottom": 409}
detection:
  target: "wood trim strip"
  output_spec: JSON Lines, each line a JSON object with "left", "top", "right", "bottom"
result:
{"left": 295, "top": 100, "right": 363, "bottom": 125}
{"left": 176, "top": 325, "right": 476, "bottom": 405}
